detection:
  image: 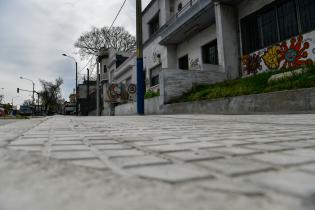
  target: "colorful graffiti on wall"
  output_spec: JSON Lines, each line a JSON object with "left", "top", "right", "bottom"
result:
{"left": 242, "top": 34, "right": 315, "bottom": 76}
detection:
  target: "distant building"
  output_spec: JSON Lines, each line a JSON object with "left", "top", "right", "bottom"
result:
{"left": 96, "top": 48, "right": 137, "bottom": 115}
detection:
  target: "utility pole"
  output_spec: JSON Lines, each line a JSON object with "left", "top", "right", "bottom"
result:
{"left": 136, "top": 0, "right": 144, "bottom": 115}
{"left": 87, "top": 68, "right": 90, "bottom": 116}
{"left": 75, "top": 61, "right": 78, "bottom": 116}
{"left": 96, "top": 60, "right": 100, "bottom": 116}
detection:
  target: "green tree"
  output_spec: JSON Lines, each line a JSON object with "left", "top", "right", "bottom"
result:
{"left": 39, "top": 77, "right": 64, "bottom": 115}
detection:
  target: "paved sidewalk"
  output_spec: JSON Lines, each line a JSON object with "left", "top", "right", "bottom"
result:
{"left": 0, "top": 115, "right": 315, "bottom": 210}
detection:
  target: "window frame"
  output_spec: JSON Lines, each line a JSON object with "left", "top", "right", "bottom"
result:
{"left": 148, "top": 12, "right": 160, "bottom": 37}
{"left": 202, "top": 40, "right": 219, "bottom": 65}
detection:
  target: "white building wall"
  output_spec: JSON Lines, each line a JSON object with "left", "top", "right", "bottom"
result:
{"left": 177, "top": 25, "right": 217, "bottom": 70}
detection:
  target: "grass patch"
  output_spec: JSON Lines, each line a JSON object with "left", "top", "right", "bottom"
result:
{"left": 177, "top": 65, "right": 315, "bottom": 103}
{"left": 1, "top": 115, "right": 30, "bottom": 120}
{"left": 145, "top": 90, "right": 160, "bottom": 99}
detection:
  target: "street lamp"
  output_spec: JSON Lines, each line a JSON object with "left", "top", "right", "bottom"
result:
{"left": 19, "top": 76, "right": 35, "bottom": 106}
{"left": 62, "top": 53, "right": 78, "bottom": 116}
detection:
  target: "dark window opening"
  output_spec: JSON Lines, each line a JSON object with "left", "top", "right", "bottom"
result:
{"left": 103, "top": 65, "right": 107, "bottom": 74}
{"left": 277, "top": 0, "right": 299, "bottom": 40}
{"left": 150, "top": 65, "right": 161, "bottom": 87}
{"left": 241, "top": 14, "right": 261, "bottom": 55}
{"left": 177, "top": 3, "right": 182, "bottom": 12}
{"left": 178, "top": 55, "right": 189, "bottom": 70}
{"left": 148, "top": 13, "right": 160, "bottom": 37}
{"left": 299, "top": 0, "right": 315, "bottom": 32}
{"left": 116, "top": 55, "right": 128, "bottom": 68}
{"left": 260, "top": 9, "right": 279, "bottom": 46}
{"left": 202, "top": 40, "right": 219, "bottom": 65}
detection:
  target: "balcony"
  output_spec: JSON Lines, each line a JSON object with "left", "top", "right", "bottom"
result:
{"left": 159, "top": 0, "right": 215, "bottom": 45}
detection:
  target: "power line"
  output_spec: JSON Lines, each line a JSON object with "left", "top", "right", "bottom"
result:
{"left": 109, "top": 0, "right": 127, "bottom": 30}
{"left": 78, "top": 0, "right": 127, "bottom": 79}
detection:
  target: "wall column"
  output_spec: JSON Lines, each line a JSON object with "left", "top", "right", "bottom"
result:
{"left": 215, "top": 2, "right": 240, "bottom": 79}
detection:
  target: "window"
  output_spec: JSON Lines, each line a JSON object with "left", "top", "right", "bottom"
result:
{"left": 178, "top": 55, "right": 189, "bottom": 70}
{"left": 240, "top": 0, "right": 315, "bottom": 54}
{"left": 259, "top": 9, "right": 278, "bottom": 46}
{"left": 241, "top": 15, "right": 261, "bottom": 55}
{"left": 148, "top": 13, "right": 159, "bottom": 37}
{"left": 177, "top": 3, "right": 182, "bottom": 12}
{"left": 202, "top": 40, "right": 218, "bottom": 65}
{"left": 277, "top": 0, "right": 299, "bottom": 40}
{"left": 150, "top": 65, "right": 161, "bottom": 87}
{"left": 299, "top": 0, "right": 315, "bottom": 32}
{"left": 103, "top": 65, "right": 107, "bottom": 74}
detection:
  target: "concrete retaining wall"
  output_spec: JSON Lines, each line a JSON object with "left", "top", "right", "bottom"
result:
{"left": 160, "top": 69, "right": 227, "bottom": 104}
{"left": 115, "top": 97, "right": 162, "bottom": 116}
{"left": 163, "top": 88, "right": 315, "bottom": 114}
{"left": 115, "top": 88, "right": 315, "bottom": 115}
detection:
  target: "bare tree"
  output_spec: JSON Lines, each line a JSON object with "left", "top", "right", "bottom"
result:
{"left": 22, "top": 99, "right": 33, "bottom": 106}
{"left": 74, "top": 26, "right": 136, "bottom": 59}
{"left": 39, "top": 77, "right": 64, "bottom": 115}
{"left": 0, "top": 95, "right": 3, "bottom": 104}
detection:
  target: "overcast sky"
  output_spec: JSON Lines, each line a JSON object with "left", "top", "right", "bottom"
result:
{"left": 0, "top": 0, "right": 150, "bottom": 106}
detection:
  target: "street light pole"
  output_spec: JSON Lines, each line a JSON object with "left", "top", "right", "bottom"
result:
{"left": 62, "top": 54, "right": 78, "bottom": 116}
{"left": 19, "top": 77, "right": 35, "bottom": 106}
{"left": 136, "top": 0, "right": 144, "bottom": 115}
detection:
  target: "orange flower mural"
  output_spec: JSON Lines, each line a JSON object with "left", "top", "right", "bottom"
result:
{"left": 278, "top": 35, "right": 313, "bottom": 69}
{"left": 242, "top": 54, "right": 262, "bottom": 75}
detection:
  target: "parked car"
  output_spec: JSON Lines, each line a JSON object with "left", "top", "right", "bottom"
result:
{"left": 0, "top": 107, "right": 5, "bottom": 117}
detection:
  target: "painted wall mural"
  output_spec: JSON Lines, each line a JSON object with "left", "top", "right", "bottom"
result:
{"left": 242, "top": 33, "right": 315, "bottom": 76}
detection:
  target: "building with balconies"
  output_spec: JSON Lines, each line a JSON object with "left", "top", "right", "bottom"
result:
{"left": 140, "top": 0, "right": 315, "bottom": 105}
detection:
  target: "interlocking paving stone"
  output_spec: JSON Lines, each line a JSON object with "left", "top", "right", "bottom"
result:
{"left": 207, "top": 147, "right": 261, "bottom": 156}
{"left": 243, "top": 143, "right": 291, "bottom": 152}
{"left": 10, "top": 139, "right": 46, "bottom": 146}
{"left": 110, "top": 155, "right": 169, "bottom": 168}
{"left": 298, "top": 164, "right": 315, "bottom": 174}
{"left": 7, "top": 145, "right": 43, "bottom": 152}
{"left": 251, "top": 149, "right": 315, "bottom": 166}
{"left": 163, "top": 150, "right": 223, "bottom": 162}
{"left": 196, "top": 179, "right": 265, "bottom": 196}
{"left": 196, "top": 158, "right": 274, "bottom": 177}
{"left": 94, "top": 144, "right": 132, "bottom": 150}
{"left": 2, "top": 115, "right": 315, "bottom": 210}
{"left": 52, "top": 141, "right": 84, "bottom": 145}
{"left": 51, "top": 145, "right": 90, "bottom": 152}
{"left": 67, "top": 159, "right": 108, "bottom": 169}
{"left": 144, "top": 144, "right": 191, "bottom": 153}
{"left": 126, "top": 163, "right": 214, "bottom": 183}
{"left": 51, "top": 151, "right": 97, "bottom": 160}
{"left": 100, "top": 149, "right": 145, "bottom": 157}
{"left": 247, "top": 171, "right": 315, "bottom": 198}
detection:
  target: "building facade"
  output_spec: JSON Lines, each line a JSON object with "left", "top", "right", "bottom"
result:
{"left": 142, "top": 0, "right": 315, "bottom": 91}
{"left": 96, "top": 48, "right": 137, "bottom": 115}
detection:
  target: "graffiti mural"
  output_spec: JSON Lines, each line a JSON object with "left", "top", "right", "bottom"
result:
{"left": 242, "top": 54, "right": 262, "bottom": 75}
{"left": 278, "top": 35, "right": 313, "bottom": 69}
{"left": 189, "top": 58, "right": 201, "bottom": 70}
{"left": 242, "top": 33, "right": 315, "bottom": 76}
{"left": 106, "top": 83, "right": 136, "bottom": 103}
